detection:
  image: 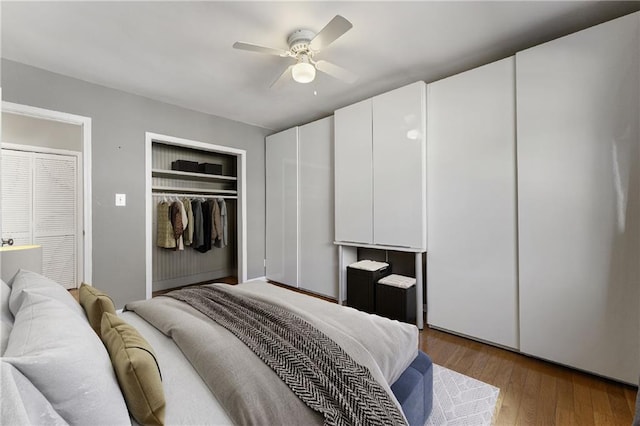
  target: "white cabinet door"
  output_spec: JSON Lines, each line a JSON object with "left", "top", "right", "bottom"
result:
{"left": 426, "top": 58, "right": 518, "bottom": 349}
{"left": 372, "top": 82, "right": 426, "bottom": 249}
{"left": 265, "top": 128, "right": 298, "bottom": 287}
{"left": 299, "top": 117, "right": 338, "bottom": 298}
{"left": 334, "top": 99, "right": 373, "bottom": 244}
{"left": 517, "top": 12, "right": 639, "bottom": 383}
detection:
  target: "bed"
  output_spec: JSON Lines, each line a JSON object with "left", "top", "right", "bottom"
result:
{"left": 1, "top": 269, "right": 433, "bottom": 425}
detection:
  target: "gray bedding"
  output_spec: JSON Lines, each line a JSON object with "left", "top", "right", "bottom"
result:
{"left": 125, "top": 280, "right": 418, "bottom": 426}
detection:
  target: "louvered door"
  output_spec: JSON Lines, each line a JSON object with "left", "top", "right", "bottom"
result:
{"left": 33, "top": 153, "right": 78, "bottom": 289}
{"left": 1, "top": 150, "right": 33, "bottom": 246}
{"left": 1, "top": 149, "right": 79, "bottom": 289}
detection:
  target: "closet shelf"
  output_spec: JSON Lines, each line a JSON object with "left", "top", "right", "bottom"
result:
{"left": 152, "top": 185, "right": 237, "bottom": 195}
{"left": 152, "top": 168, "right": 237, "bottom": 182}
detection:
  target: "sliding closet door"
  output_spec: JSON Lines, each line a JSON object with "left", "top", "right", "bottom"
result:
{"left": 517, "top": 13, "right": 639, "bottom": 383}
{"left": 426, "top": 58, "right": 518, "bottom": 349}
{"left": 265, "top": 128, "right": 298, "bottom": 287}
{"left": 298, "top": 117, "right": 338, "bottom": 298}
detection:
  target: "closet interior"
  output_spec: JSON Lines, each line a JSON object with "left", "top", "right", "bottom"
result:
{"left": 151, "top": 140, "right": 238, "bottom": 293}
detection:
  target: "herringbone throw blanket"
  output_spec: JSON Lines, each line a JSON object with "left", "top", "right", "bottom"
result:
{"left": 166, "top": 286, "right": 407, "bottom": 426}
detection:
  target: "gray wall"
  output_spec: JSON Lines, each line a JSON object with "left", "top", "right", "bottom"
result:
{"left": 2, "top": 112, "right": 83, "bottom": 152}
{"left": 1, "top": 59, "right": 270, "bottom": 308}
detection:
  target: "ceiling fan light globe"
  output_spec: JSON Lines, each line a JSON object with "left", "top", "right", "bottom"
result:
{"left": 292, "top": 62, "right": 316, "bottom": 83}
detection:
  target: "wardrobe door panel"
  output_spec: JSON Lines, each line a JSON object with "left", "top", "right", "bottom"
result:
{"left": 427, "top": 57, "right": 518, "bottom": 349}
{"left": 372, "top": 82, "right": 426, "bottom": 249}
{"left": 334, "top": 99, "right": 373, "bottom": 244}
{"left": 265, "top": 128, "right": 298, "bottom": 287}
{"left": 299, "top": 117, "right": 338, "bottom": 298}
{"left": 517, "top": 12, "right": 639, "bottom": 383}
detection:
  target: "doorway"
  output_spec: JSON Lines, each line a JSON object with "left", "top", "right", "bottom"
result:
{"left": 1, "top": 102, "right": 92, "bottom": 287}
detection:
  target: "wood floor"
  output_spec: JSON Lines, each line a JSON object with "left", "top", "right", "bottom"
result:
{"left": 420, "top": 325, "right": 638, "bottom": 425}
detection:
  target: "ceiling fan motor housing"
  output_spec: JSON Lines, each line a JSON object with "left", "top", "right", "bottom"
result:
{"left": 287, "top": 29, "right": 316, "bottom": 55}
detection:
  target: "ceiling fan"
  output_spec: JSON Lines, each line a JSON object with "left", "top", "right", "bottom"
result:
{"left": 233, "top": 15, "right": 357, "bottom": 88}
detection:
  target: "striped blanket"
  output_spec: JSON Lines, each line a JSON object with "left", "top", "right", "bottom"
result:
{"left": 166, "top": 286, "right": 406, "bottom": 426}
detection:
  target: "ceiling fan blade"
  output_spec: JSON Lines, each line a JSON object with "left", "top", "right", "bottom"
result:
{"left": 233, "top": 41, "right": 289, "bottom": 57}
{"left": 270, "top": 64, "right": 294, "bottom": 89}
{"left": 309, "top": 15, "right": 353, "bottom": 51}
{"left": 315, "top": 60, "right": 358, "bottom": 84}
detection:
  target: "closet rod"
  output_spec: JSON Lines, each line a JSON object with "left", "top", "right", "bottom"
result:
{"left": 152, "top": 192, "right": 237, "bottom": 200}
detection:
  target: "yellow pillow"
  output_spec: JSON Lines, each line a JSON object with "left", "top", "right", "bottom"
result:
{"left": 101, "top": 312, "right": 165, "bottom": 426}
{"left": 79, "top": 283, "right": 116, "bottom": 336}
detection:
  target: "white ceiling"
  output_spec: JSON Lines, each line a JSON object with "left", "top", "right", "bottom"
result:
{"left": 2, "top": 1, "right": 639, "bottom": 131}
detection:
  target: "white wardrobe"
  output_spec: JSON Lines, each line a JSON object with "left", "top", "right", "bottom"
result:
{"left": 334, "top": 81, "right": 427, "bottom": 250}
{"left": 265, "top": 116, "right": 338, "bottom": 299}
{"left": 427, "top": 11, "right": 639, "bottom": 383}
{"left": 426, "top": 57, "right": 519, "bottom": 349}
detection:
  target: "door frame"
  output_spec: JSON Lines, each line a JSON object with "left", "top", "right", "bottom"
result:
{"left": 1, "top": 101, "right": 93, "bottom": 285}
{"left": 145, "top": 132, "right": 247, "bottom": 299}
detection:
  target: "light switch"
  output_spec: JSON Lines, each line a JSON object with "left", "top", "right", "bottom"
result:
{"left": 115, "top": 193, "right": 126, "bottom": 206}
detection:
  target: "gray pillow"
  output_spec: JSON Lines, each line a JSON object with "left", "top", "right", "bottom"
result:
{"left": 1, "top": 360, "right": 67, "bottom": 425}
{"left": 3, "top": 291, "right": 130, "bottom": 425}
{"left": 9, "top": 269, "right": 85, "bottom": 318}
{"left": 0, "top": 321, "right": 11, "bottom": 356}
{"left": 1, "top": 280, "right": 11, "bottom": 323}
{"left": 1, "top": 280, "right": 13, "bottom": 355}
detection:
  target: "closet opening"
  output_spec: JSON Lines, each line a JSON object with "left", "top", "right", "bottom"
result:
{"left": 144, "top": 132, "right": 247, "bottom": 299}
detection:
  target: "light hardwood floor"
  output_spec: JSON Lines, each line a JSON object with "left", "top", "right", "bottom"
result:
{"left": 420, "top": 325, "right": 638, "bottom": 425}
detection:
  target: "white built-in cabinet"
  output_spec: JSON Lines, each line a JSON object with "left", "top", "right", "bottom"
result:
{"left": 265, "top": 117, "right": 338, "bottom": 299}
{"left": 335, "top": 81, "right": 427, "bottom": 250}
{"left": 516, "top": 12, "right": 639, "bottom": 384}
{"left": 426, "top": 57, "right": 519, "bottom": 349}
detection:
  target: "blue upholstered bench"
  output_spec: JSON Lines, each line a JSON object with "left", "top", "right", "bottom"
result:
{"left": 391, "top": 351, "right": 434, "bottom": 425}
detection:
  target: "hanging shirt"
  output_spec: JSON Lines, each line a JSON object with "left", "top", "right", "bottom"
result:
{"left": 210, "top": 199, "right": 222, "bottom": 244}
{"left": 191, "top": 200, "right": 204, "bottom": 249}
{"left": 182, "top": 198, "right": 194, "bottom": 246}
{"left": 176, "top": 199, "right": 188, "bottom": 250}
{"left": 157, "top": 201, "right": 176, "bottom": 249}
{"left": 170, "top": 201, "right": 184, "bottom": 250}
{"left": 215, "top": 198, "right": 227, "bottom": 248}
{"left": 196, "top": 200, "right": 212, "bottom": 253}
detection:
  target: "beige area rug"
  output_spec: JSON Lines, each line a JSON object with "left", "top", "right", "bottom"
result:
{"left": 426, "top": 364, "right": 500, "bottom": 425}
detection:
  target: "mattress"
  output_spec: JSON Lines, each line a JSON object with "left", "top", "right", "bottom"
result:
{"left": 123, "top": 279, "right": 432, "bottom": 425}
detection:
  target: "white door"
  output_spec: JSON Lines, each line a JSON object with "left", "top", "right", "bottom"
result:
{"left": 517, "top": 13, "right": 639, "bottom": 383}
{"left": 427, "top": 57, "right": 519, "bottom": 349}
{"left": 1, "top": 149, "right": 80, "bottom": 289}
{"left": 265, "top": 128, "right": 298, "bottom": 287}
{"left": 1, "top": 150, "right": 33, "bottom": 246}
{"left": 299, "top": 116, "right": 338, "bottom": 299}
